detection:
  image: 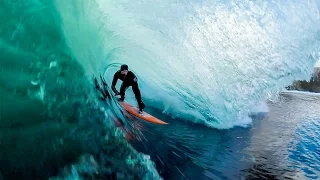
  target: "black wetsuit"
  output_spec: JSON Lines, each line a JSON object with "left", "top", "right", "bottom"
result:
{"left": 111, "top": 70, "right": 144, "bottom": 109}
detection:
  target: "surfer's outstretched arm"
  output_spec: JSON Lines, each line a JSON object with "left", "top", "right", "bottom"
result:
{"left": 111, "top": 71, "right": 120, "bottom": 95}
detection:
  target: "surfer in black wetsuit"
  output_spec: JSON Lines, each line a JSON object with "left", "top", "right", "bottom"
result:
{"left": 111, "top": 64, "right": 145, "bottom": 112}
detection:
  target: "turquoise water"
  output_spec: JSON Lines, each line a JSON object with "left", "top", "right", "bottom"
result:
{"left": 0, "top": 0, "right": 320, "bottom": 179}
{"left": 0, "top": 0, "right": 160, "bottom": 179}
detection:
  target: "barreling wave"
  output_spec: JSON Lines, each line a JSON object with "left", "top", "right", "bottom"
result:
{"left": 56, "top": 0, "right": 320, "bottom": 129}
{"left": 1, "top": 0, "right": 320, "bottom": 178}
{"left": 0, "top": 0, "right": 160, "bottom": 179}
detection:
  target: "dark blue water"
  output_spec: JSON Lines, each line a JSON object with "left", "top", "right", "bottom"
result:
{"left": 120, "top": 91, "right": 320, "bottom": 179}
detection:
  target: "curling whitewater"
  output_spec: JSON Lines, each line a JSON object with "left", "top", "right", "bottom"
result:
{"left": 0, "top": 0, "right": 160, "bottom": 179}
{"left": 57, "top": 0, "right": 320, "bottom": 129}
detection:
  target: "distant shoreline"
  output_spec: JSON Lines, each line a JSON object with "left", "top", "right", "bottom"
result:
{"left": 286, "top": 67, "right": 320, "bottom": 93}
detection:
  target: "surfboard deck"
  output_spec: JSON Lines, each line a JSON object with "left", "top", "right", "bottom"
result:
{"left": 119, "top": 101, "right": 168, "bottom": 125}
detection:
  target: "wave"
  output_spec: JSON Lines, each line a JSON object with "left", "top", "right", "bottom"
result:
{"left": 1, "top": 0, "right": 320, "bottom": 178}
{"left": 63, "top": 0, "right": 320, "bottom": 129}
{"left": 0, "top": 0, "right": 160, "bottom": 179}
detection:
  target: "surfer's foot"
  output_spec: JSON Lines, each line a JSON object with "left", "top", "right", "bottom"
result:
{"left": 138, "top": 102, "right": 145, "bottom": 112}
{"left": 118, "top": 97, "right": 124, "bottom": 102}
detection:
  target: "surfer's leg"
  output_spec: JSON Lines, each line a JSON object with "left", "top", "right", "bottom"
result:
{"left": 119, "top": 82, "right": 127, "bottom": 101}
{"left": 132, "top": 82, "right": 145, "bottom": 111}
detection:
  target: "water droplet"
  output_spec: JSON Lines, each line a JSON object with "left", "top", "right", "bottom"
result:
{"left": 49, "top": 61, "right": 57, "bottom": 68}
{"left": 31, "top": 80, "right": 39, "bottom": 85}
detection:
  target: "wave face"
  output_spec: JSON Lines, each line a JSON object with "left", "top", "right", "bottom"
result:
{"left": 0, "top": 0, "right": 160, "bottom": 179}
{"left": 70, "top": 0, "right": 319, "bottom": 128}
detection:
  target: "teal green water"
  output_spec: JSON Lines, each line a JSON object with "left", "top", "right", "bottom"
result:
{"left": 0, "top": 0, "right": 160, "bottom": 179}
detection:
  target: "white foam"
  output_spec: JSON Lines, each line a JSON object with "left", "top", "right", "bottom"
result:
{"left": 281, "top": 90, "right": 320, "bottom": 97}
{"left": 250, "top": 101, "right": 270, "bottom": 114}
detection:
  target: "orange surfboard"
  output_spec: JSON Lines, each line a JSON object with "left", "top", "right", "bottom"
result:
{"left": 119, "top": 101, "right": 168, "bottom": 125}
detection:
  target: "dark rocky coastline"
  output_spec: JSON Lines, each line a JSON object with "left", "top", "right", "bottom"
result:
{"left": 286, "top": 67, "right": 320, "bottom": 93}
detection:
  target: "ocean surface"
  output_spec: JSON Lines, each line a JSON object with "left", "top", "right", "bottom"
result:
{"left": 0, "top": 0, "right": 320, "bottom": 179}
{"left": 125, "top": 90, "right": 320, "bottom": 179}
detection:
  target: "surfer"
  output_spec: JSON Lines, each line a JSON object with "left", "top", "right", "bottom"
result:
{"left": 111, "top": 64, "right": 145, "bottom": 112}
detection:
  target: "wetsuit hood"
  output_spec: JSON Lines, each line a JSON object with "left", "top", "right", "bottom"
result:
{"left": 120, "top": 64, "right": 128, "bottom": 71}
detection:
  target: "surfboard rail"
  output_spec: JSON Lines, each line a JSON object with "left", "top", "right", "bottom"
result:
{"left": 119, "top": 101, "right": 168, "bottom": 125}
